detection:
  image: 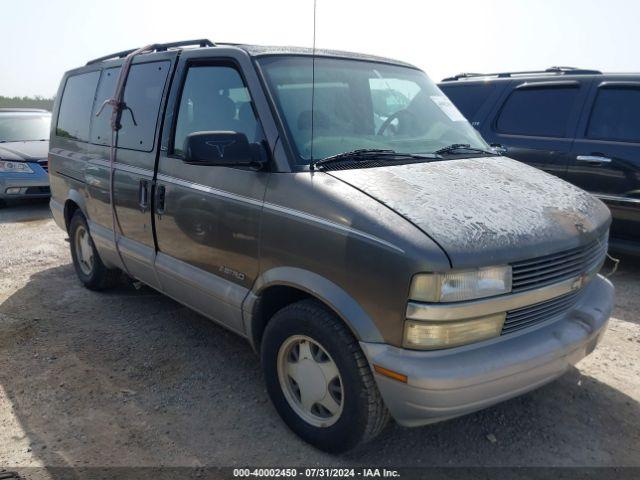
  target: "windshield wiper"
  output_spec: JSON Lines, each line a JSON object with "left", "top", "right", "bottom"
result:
{"left": 434, "top": 143, "right": 498, "bottom": 157}
{"left": 311, "top": 149, "right": 438, "bottom": 170}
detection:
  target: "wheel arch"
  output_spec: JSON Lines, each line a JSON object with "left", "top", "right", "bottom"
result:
{"left": 243, "top": 267, "right": 384, "bottom": 352}
{"left": 63, "top": 189, "right": 88, "bottom": 232}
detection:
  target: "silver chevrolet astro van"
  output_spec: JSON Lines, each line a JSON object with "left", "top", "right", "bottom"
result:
{"left": 48, "top": 40, "right": 614, "bottom": 452}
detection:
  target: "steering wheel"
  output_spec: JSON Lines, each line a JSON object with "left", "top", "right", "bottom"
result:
{"left": 377, "top": 109, "right": 417, "bottom": 136}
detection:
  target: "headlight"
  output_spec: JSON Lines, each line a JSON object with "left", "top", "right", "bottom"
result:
{"left": 404, "top": 313, "right": 505, "bottom": 350}
{"left": 409, "top": 266, "right": 512, "bottom": 303}
{"left": 0, "top": 160, "right": 34, "bottom": 173}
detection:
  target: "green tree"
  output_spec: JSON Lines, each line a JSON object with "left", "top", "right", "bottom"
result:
{"left": 0, "top": 95, "right": 54, "bottom": 111}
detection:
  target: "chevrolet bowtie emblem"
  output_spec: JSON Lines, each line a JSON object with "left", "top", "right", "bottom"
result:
{"left": 205, "top": 139, "right": 236, "bottom": 158}
{"left": 571, "top": 272, "right": 588, "bottom": 290}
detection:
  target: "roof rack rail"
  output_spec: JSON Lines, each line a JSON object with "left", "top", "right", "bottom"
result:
{"left": 86, "top": 39, "right": 215, "bottom": 65}
{"left": 441, "top": 66, "right": 602, "bottom": 82}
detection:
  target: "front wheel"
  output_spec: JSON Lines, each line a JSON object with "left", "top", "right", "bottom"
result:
{"left": 261, "top": 299, "right": 389, "bottom": 452}
{"left": 69, "top": 211, "right": 119, "bottom": 290}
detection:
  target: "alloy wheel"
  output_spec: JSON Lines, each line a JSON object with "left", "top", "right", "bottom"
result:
{"left": 74, "top": 225, "right": 94, "bottom": 275}
{"left": 277, "top": 335, "right": 344, "bottom": 427}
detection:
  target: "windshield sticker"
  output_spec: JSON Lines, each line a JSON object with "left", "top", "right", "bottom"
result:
{"left": 430, "top": 96, "right": 466, "bottom": 122}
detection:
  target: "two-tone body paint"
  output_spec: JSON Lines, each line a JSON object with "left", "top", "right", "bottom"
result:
{"left": 48, "top": 44, "right": 616, "bottom": 431}
{"left": 49, "top": 45, "right": 611, "bottom": 353}
{"left": 48, "top": 46, "right": 446, "bottom": 346}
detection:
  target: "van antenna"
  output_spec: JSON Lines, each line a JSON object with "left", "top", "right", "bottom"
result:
{"left": 309, "top": 0, "right": 318, "bottom": 171}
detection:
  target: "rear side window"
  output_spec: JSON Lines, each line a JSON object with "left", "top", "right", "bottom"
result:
{"left": 91, "top": 61, "right": 170, "bottom": 150}
{"left": 115, "top": 61, "right": 170, "bottom": 151}
{"left": 91, "top": 67, "right": 120, "bottom": 145}
{"left": 587, "top": 87, "right": 640, "bottom": 143}
{"left": 440, "top": 84, "right": 495, "bottom": 120}
{"left": 496, "top": 86, "right": 579, "bottom": 137}
{"left": 56, "top": 71, "right": 100, "bottom": 141}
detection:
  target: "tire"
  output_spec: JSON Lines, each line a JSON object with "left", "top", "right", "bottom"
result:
{"left": 69, "top": 210, "right": 119, "bottom": 290}
{"left": 261, "top": 299, "right": 390, "bottom": 453}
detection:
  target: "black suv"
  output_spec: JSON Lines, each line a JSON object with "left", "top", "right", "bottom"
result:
{"left": 439, "top": 67, "right": 640, "bottom": 254}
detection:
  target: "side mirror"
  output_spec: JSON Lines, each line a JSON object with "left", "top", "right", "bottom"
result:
{"left": 183, "top": 131, "right": 267, "bottom": 169}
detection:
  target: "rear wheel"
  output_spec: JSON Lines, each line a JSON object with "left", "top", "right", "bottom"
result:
{"left": 261, "top": 299, "right": 389, "bottom": 452}
{"left": 69, "top": 211, "right": 119, "bottom": 290}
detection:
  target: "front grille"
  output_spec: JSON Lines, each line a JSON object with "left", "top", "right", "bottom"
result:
{"left": 511, "top": 235, "right": 608, "bottom": 293}
{"left": 502, "top": 290, "right": 582, "bottom": 335}
{"left": 500, "top": 234, "right": 608, "bottom": 335}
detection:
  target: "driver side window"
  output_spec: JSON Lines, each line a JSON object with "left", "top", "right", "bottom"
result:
{"left": 173, "top": 65, "right": 263, "bottom": 155}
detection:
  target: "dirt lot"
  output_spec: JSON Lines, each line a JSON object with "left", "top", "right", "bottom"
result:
{"left": 0, "top": 200, "right": 639, "bottom": 474}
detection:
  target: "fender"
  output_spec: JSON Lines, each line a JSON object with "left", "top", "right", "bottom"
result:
{"left": 243, "top": 266, "right": 385, "bottom": 348}
{"left": 51, "top": 188, "right": 88, "bottom": 232}
{"left": 66, "top": 188, "right": 88, "bottom": 221}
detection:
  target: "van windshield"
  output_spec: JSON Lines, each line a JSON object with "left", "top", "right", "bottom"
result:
{"left": 258, "top": 56, "right": 488, "bottom": 164}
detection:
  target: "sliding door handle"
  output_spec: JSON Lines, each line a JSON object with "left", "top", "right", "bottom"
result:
{"left": 576, "top": 155, "right": 612, "bottom": 164}
{"left": 138, "top": 179, "right": 150, "bottom": 212}
{"left": 155, "top": 184, "right": 166, "bottom": 215}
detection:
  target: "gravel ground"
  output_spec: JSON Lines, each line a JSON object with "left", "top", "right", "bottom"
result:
{"left": 0, "top": 200, "right": 638, "bottom": 474}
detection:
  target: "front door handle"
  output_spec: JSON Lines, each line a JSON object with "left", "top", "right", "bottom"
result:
{"left": 155, "top": 184, "right": 166, "bottom": 215}
{"left": 138, "top": 179, "right": 150, "bottom": 212}
{"left": 576, "top": 155, "right": 612, "bottom": 164}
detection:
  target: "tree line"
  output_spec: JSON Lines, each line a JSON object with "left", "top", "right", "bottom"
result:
{"left": 0, "top": 95, "right": 54, "bottom": 111}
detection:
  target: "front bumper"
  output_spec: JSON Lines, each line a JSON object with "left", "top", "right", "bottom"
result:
{"left": 361, "top": 274, "right": 614, "bottom": 427}
{"left": 0, "top": 163, "right": 50, "bottom": 199}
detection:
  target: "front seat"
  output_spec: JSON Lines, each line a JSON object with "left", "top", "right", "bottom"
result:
{"left": 192, "top": 92, "right": 237, "bottom": 132}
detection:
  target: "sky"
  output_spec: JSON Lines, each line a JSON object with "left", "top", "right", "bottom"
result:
{"left": 1, "top": 0, "right": 639, "bottom": 97}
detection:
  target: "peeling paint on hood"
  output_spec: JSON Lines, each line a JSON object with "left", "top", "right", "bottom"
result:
{"left": 329, "top": 157, "right": 611, "bottom": 268}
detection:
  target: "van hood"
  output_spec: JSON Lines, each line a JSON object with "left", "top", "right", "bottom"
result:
{"left": 0, "top": 141, "right": 49, "bottom": 161}
{"left": 328, "top": 157, "right": 611, "bottom": 268}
